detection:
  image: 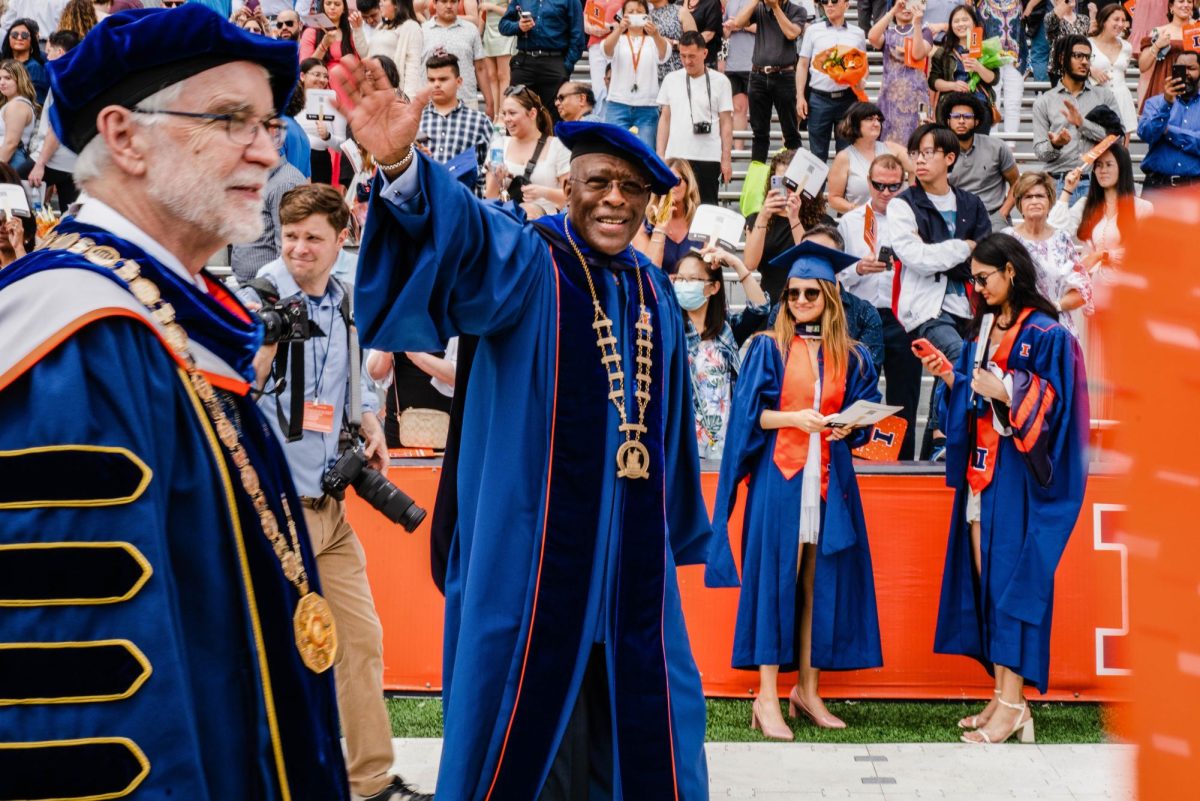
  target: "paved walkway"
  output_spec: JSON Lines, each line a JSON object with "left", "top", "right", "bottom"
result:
{"left": 383, "top": 739, "right": 1136, "bottom": 800}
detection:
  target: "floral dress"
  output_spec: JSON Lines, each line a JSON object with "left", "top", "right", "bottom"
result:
{"left": 650, "top": 2, "right": 684, "bottom": 80}
{"left": 978, "top": 0, "right": 1027, "bottom": 72}
{"left": 880, "top": 23, "right": 934, "bottom": 145}
{"left": 1002, "top": 226, "right": 1092, "bottom": 337}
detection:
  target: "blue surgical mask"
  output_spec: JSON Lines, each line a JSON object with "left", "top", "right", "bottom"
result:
{"left": 673, "top": 279, "right": 708, "bottom": 311}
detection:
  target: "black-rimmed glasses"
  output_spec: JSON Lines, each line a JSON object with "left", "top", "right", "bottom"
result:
{"left": 870, "top": 179, "right": 903, "bottom": 193}
{"left": 131, "top": 108, "right": 286, "bottom": 148}
{"left": 784, "top": 287, "right": 822, "bottom": 302}
{"left": 555, "top": 90, "right": 585, "bottom": 102}
{"left": 970, "top": 269, "right": 1001, "bottom": 288}
{"left": 570, "top": 177, "right": 651, "bottom": 199}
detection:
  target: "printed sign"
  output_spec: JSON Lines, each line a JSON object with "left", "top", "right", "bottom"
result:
{"left": 783, "top": 148, "right": 830, "bottom": 200}
{"left": 864, "top": 204, "right": 878, "bottom": 257}
{"left": 968, "top": 26, "right": 983, "bottom": 58}
{"left": 1185, "top": 22, "right": 1200, "bottom": 52}
{"left": 1081, "top": 134, "right": 1119, "bottom": 166}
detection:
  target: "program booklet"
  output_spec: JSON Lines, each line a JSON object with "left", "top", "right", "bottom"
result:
{"left": 823, "top": 400, "right": 904, "bottom": 428}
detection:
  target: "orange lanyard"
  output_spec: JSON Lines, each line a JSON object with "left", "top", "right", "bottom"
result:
{"left": 625, "top": 32, "right": 647, "bottom": 78}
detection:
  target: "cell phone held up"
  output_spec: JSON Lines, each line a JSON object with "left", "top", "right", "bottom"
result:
{"left": 911, "top": 337, "right": 953, "bottom": 375}
{"left": 877, "top": 245, "right": 896, "bottom": 270}
{"left": 769, "top": 175, "right": 785, "bottom": 197}
{"left": 1172, "top": 63, "right": 1188, "bottom": 86}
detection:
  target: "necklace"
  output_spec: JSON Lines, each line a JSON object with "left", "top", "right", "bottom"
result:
{"left": 626, "top": 32, "right": 647, "bottom": 93}
{"left": 38, "top": 231, "right": 337, "bottom": 674}
{"left": 562, "top": 219, "right": 654, "bottom": 480}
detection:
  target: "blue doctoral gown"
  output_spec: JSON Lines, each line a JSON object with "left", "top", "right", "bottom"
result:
{"left": 354, "top": 155, "right": 712, "bottom": 801}
{"left": 934, "top": 310, "right": 1089, "bottom": 693}
{"left": 705, "top": 335, "right": 884, "bottom": 672}
{"left": 0, "top": 222, "right": 348, "bottom": 800}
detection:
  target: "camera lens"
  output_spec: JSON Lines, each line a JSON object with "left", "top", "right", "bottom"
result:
{"left": 353, "top": 467, "right": 427, "bottom": 532}
{"left": 258, "top": 309, "right": 287, "bottom": 345}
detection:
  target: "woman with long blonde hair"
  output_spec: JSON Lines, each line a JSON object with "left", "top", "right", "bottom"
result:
{"left": 706, "top": 239, "right": 884, "bottom": 740}
{"left": 58, "top": 0, "right": 99, "bottom": 39}
{"left": 632, "top": 156, "right": 704, "bottom": 273}
{"left": 0, "top": 60, "right": 38, "bottom": 176}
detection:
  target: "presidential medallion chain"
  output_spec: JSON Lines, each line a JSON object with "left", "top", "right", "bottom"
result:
{"left": 38, "top": 231, "right": 338, "bottom": 674}
{"left": 562, "top": 220, "right": 653, "bottom": 480}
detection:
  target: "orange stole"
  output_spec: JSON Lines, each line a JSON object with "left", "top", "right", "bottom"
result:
{"left": 772, "top": 336, "right": 845, "bottom": 498}
{"left": 967, "top": 307, "right": 1033, "bottom": 495}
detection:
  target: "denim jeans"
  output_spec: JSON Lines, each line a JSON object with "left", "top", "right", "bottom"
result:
{"left": 805, "top": 89, "right": 855, "bottom": 166}
{"left": 604, "top": 101, "right": 659, "bottom": 151}
{"left": 1055, "top": 173, "right": 1091, "bottom": 205}
{"left": 748, "top": 71, "right": 802, "bottom": 163}
{"left": 1028, "top": 18, "right": 1049, "bottom": 82}
{"left": 912, "top": 310, "right": 969, "bottom": 459}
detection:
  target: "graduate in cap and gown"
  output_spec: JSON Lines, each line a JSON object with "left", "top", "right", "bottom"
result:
{"left": 919, "top": 233, "right": 1089, "bottom": 745}
{"left": 706, "top": 241, "right": 884, "bottom": 741}
{"left": 337, "top": 53, "right": 713, "bottom": 800}
{"left": 0, "top": 7, "right": 349, "bottom": 800}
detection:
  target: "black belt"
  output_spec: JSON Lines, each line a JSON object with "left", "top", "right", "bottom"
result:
{"left": 751, "top": 64, "right": 795, "bottom": 74}
{"left": 809, "top": 86, "right": 852, "bottom": 100}
{"left": 520, "top": 49, "right": 564, "bottom": 57}
{"left": 1143, "top": 171, "right": 1200, "bottom": 188}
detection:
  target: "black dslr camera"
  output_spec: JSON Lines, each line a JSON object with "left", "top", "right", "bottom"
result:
{"left": 692, "top": 121, "right": 712, "bottom": 135}
{"left": 322, "top": 441, "right": 427, "bottom": 532}
{"left": 242, "top": 278, "right": 325, "bottom": 345}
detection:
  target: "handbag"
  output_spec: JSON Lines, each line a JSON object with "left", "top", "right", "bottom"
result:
{"left": 397, "top": 407, "right": 450, "bottom": 449}
{"left": 504, "top": 136, "right": 547, "bottom": 205}
{"left": 8, "top": 143, "right": 32, "bottom": 179}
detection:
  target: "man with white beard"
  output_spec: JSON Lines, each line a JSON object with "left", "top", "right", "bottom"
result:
{"left": 0, "top": 7, "right": 350, "bottom": 800}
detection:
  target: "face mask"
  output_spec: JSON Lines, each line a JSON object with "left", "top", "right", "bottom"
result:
{"left": 673, "top": 279, "right": 708, "bottom": 311}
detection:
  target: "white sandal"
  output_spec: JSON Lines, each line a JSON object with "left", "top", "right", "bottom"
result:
{"left": 961, "top": 697, "right": 1035, "bottom": 744}
{"left": 957, "top": 688, "right": 1002, "bottom": 730}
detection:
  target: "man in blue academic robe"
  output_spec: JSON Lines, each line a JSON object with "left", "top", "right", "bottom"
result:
{"left": 0, "top": 8, "right": 348, "bottom": 800}
{"left": 338, "top": 58, "right": 713, "bottom": 800}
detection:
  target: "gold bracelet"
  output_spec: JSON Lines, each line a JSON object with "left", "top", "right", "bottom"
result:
{"left": 377, "top": 145, "right": 416, "bottom": 174}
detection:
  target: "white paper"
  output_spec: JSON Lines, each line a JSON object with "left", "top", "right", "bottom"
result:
{"left": 301, "top": 89, "right": 347, "bottom": 143}
{"left": 689, "top": 204, "right": 745, "bottom": 249}
{"left": 823, "top": 400, "right": 904, "bottom": 428}
{"left": 969, "top": 312, "right": 994, "bottom": 404}
{"left": 783, "top": 148, "right": 830, "bottom": 199}
{"left": 340, "top": 139, "right": 364, "bottom": 174}
{"left": 0, "top": 185, "right": 31, "bottom": 218}
{"left": 301, "top": 12, "right": 335, "bottom": 28}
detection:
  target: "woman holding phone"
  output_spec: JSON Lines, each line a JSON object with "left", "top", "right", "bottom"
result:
{"left": 300, "top": 0, "right": 369, "bottom": 67}
{"left": 919, "top": 233, "right": 1089, "bottom": 745}
{"left": 706, "top": 241, "right": 883, "bottom": 740}
{"left": 602, "top": 0, "right": 672, "bottom": 149}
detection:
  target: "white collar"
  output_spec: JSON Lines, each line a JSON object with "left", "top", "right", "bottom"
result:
{"left": 74, "top": 197, "right": 208, "bottom": 293}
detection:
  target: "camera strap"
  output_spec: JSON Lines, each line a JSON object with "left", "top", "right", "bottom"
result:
{"left": 275, "top": 341, "right": 307, "bottom": 442}
{"left": 685, "top": 68, "right": 713, "bottom": 126}
{"left": 341, "top": 283, "right": 362, "bottom": 435}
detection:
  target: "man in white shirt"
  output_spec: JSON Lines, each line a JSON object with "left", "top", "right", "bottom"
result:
{"left": 1, "top": 0, "right": 68, "bottom": 42}
{"left": 656, "top": 31, "right": 734, "bottom": 204}
{"left": 888, "top": 122, "right": 991, "bottom": 459}
{"left": 422, "top": 0, "right": 487, "bottom": 107}
{"left": 795, "top": 0, "right": 866, "bottom": 164}
{"left": 838, "top": 153, "right": 922, "bottom": 459}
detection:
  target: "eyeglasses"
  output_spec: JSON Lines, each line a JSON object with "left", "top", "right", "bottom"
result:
{"left": 131, "top": 108, "right": 286, "bottom": 148}
{"left": 555, "top": 90, "right": 585, "bottom": 102}
{"left": 970, "top": 269, "right": 1001, "bottom": 288}
{"left": 784, "top": 287, "right": 823, "bottom": 302}
{"left": 570, "top": 176, "right": 651, "bottom": 199}
{"left": 863, "top": 114, "right": 883, "bottom": 123}
{"left": 275, "top": 18, "right": 298, "bottom": 27}
{"left": 870, "top": 179, "right": 903, "bottom": 193}
{"left": 1020, "top": 192, "right": 1049, "bottom": 202}
{"left": 1070, "top": 51, "right": 1092, "bottom": 61}
{"left": 8, "top": 31, "right": 29, "bottom": 40}
{"left": 162, "top": 0, "right": 185, "bottom": 6}
{"left": 947, "top": 112, "right": 975, "bottom": 121}
{"left": 908, "top": 148, "right": 944, "bottom": 161}
{"left": 818, "top": 0, "right": 841, "bottom": 5}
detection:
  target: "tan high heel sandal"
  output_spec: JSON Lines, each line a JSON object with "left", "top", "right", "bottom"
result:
{"left": 961, "top": 697, "right": 1035, "bottom": 744}
{"left": 958, "top": 689, "right": 1002, "bottom": 730}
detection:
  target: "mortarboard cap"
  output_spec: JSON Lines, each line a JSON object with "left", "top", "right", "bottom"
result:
{"left": 555, "top": 121, "right": 679, "bottom": 195}
{"left": 48, "top": 6, "right": 300, "bottom": 153}
{"left": 768, "top": 240, "right": 860, "bottom": 284}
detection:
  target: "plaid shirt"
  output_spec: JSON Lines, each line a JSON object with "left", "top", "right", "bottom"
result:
{"left": 419, "top": 101, "right": 494, "bottom": 194}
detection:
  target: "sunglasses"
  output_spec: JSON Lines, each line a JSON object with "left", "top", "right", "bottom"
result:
{"left": 970, "top": 269, "right": 1001, "bottom": 288}
{"left": 505, "top": 84, "right": 531, "bottom": 97}
{"left": 947, "top": 112, "right": 975, "bottom": 121}
{"left": 8, "top": 31, "right": 29, "bottom": 40}
{"left": 870, "top": 179, "right": 903, "bottom": 193}
{"left": 784, "top": 287, "right": 823, "bottom": 302}
{"left": 275, "top": 18, "right": 297, "bottom": 27}
{"left": 555, "top": 90, "right": 585, "bottom": 102}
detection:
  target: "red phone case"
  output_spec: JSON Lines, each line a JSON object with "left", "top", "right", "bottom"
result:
{"left": 911, "top": 338, "right": 952, "bottom": 374}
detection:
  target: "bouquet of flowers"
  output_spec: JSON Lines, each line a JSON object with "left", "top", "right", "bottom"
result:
{"left": 968, "top": 37, "right": 1016, "bottom": 91}
{"left": 814, "top": 45, "right": 869, "bottom": 101}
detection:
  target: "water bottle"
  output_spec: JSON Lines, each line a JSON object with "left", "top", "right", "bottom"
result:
{"left": 488, "top": 124, "right": 505, "bottom": 170}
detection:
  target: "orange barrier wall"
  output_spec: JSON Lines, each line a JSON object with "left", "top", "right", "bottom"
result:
{"left": 349, "top": 466, "right": 1130, "bottom": 701}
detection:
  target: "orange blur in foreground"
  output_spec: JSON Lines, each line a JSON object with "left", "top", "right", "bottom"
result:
{"left": 1103, "top": 188, "right": 1200, "bottom": 801}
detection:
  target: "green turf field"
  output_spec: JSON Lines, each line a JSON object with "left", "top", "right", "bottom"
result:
{"left": 386, "top": 697, "right": 1112, "bottom": 744}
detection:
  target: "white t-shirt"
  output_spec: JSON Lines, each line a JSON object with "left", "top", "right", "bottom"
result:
{"left": 608, "top": 34, "right": 672, "bottom": 107}
{"left": 656, "top": 68, "right": 734, "bottom": 163}
{"left": 33, "top": 94, "right": 76, "bottom": 174}
{"left": 797, "top": 20, "right": 867, "bottom": 93}
{"left": 926, "top": 188, "right": 971, "bottom": 319}
{"left": 504, "top": 135, "right": 571, "bottom": 212}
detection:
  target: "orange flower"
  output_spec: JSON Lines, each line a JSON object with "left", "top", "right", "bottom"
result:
{"left": 814, "top": 45, "right": 869, "bottom": 101}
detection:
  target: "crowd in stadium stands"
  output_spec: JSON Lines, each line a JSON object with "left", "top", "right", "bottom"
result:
{"left": 6, "top": 0, "right": 1200, "bottom": 464}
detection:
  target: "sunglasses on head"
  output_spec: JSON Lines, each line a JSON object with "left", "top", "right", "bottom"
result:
{"left": 784, "top": 287, "right": 823, "bottom": 302}
{"left": 505, "top": 84, "right": 531, "bottom": 97}
{"left": 870, "top": 179, "right": 903, "bottom": 193}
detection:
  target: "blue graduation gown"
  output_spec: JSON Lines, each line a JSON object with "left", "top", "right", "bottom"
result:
{"left": 0, "top": 222, "right": 347, "bottom": 799}
{"left": 355, "top": 156, "right": 712, "bottom": 801}
{"left": 705, "top": 335, "right": 884, "bottom": 672}
{"left": 934, "top": 311, "right": 1089, "bottom": 693}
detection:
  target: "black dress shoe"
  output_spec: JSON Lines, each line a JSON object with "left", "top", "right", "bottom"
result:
{"left": 362, "top": 775, "right": 433, "bottom": 801}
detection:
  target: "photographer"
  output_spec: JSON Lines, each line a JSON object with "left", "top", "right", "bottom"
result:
{"left": 239, "top": 184, "right": 430, "bottom": 801}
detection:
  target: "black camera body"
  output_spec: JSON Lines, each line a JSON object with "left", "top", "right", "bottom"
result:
{"left": 692, "top": 121, "right": 712, "bottom": 135}
{"left": 322, "top": 443, "right": 427, "bottom": 532}
{"left": 242, "top": 278, "right": 325, "bottom": 345}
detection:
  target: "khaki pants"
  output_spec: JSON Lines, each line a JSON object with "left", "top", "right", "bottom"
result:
{"left": 302, "top": 497, "right": 393, "bottom": 798}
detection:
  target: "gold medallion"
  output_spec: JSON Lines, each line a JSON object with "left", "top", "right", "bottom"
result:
{"left": 49, "top": 232, "right": 78, "bottom": 251}
{"left": 616, "top": 440, "right": 651, "bottom": 480}
{"left": 163, "top": 323, "right": 188, "bottom": 353}
{"left": 68, "top": 237, "right": 95, "bottom": 255}
{"left": 293, "top": 592, "right": 337, "bottom": 673}
{"left": 129, "top": 277, "right": 161, "bottom": 306}
{"left": 84, "top": 245, "right": 121, "bottom": 268}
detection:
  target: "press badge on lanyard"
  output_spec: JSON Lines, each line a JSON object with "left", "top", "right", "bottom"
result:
{"left": 303, "top": 401, "right": 336, "bottom": 433}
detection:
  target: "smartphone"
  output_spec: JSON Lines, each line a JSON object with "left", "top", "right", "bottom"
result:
{"left": 877, "top": 245, "right": 896, "bottom": 270}
{"left": 1173, "top": 64, "right": 1188, "bottom": 85}
{"left": 911, "top": 338, "right": 952, "bottom": 374}
{"left": 626, "top": 13, "right": 648, "bottom": 26}
{"left": 770, "top": 175, "right": 785, "bottom": 195}
{"left": 520, "top": 10, "right": 533, "bottom": 19}
{"left": 918, "top": 101, "right": 927, "bottom": 121}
